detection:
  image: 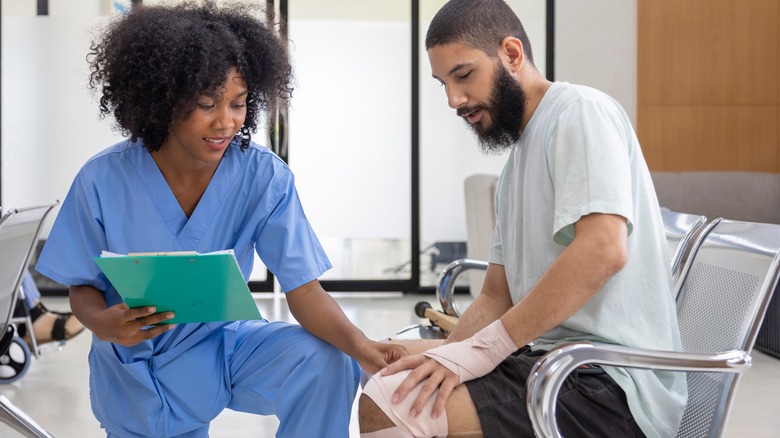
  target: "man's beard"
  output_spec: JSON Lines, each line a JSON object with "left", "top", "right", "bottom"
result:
{"left": 460, "top": 64, "right": 527, "bottom": 154}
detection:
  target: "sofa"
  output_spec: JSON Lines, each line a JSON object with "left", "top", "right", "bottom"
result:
{"left": 463, "top": 171, "right": 780, "bottom": 357}
{"left": 650, "top": 171, "right": 780, "bottom": 225}
{"left": 650, "top": 171, "right": 780, "bottom": 358}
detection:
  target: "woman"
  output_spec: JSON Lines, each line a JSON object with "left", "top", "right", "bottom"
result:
{"left": 36, "top": 3, "right": 405, "bottom": 437}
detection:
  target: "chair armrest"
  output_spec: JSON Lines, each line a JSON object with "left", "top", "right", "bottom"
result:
{"left": 435, "top": 258, "right": 489, "bottom": 317}
{"left": 526, "top": 342, "right": 750, "bottom": 438}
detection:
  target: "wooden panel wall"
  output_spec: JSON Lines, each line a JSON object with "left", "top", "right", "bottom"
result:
{"left": 637, "top": 0, "right": 780, "bottom": 172}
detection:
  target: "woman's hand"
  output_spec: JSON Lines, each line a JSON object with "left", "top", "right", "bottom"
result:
{"left": 355, "top": 339, "right": 409, "bottom": 375}
{"left": 91, "top": 303, "right": 175, "bottom": 346}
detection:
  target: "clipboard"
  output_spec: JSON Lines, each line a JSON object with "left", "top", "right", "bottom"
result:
{"left": 94, "top": 250, "right": 262, "bottom": 324}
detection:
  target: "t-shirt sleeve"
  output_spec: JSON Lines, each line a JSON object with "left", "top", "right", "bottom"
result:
{"left": 547, "top": 98, "right": 634, "bottom": 246}
{"left": 254, "top": 171, "right": 332, "bottom": 292}
{"left": 35, "top": 169, "right": 111, "bottom": 291}
{"left": 488, "top": 215, "right": 504, "bottom": 265}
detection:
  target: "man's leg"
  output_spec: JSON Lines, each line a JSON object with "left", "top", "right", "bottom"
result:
{"left": 359, "top": 339, "right": 482, "bottom": 437}
{"left": 360, "top": 345, "right": 645, "bottom": 438}
{"left": 359, "top": 382, "right": 482, "bottom": 437}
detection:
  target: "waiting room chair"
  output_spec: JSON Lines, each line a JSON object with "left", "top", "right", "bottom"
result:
{"left": 406, "top": 209, "right": 708, "bottom": 339}
{"left": 527, "top": 218, "right": 780, "bottom": 437}
{"left": 0, "top": 203, "right": 58, "bottom": 437}
{"left": 661, "top": 210, "right": 708, "bottom": 289}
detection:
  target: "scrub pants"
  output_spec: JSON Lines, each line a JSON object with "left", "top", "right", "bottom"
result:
{"left": 98, "top": 321, "right": 361, "bottom": 438}
{"left": 20, "top": 271, "right": 41, "bottom": 308}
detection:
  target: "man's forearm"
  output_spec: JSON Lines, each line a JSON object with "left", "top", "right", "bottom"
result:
{"left": 500, "top": 213, "right": 628, "bottom": 348}
{"left": 447, "top": 264, "right": 513, "bottom": 343}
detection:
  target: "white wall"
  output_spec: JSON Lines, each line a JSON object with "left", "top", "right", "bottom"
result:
{"left": 1, "top": 1, "right": 637, "bottom": 243}
{"left": 555, "top": 0, "right": 637, "bottom": 126}
{"left": 1, "top": 16, "right": 125, "bottom": 236}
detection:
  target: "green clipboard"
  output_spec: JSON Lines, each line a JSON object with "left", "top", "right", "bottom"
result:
{"left": 94, "top": 251, "right": 262, "bottom": 324}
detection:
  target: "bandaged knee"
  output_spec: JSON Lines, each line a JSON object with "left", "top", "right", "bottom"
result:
{"left": 423, "top": 319, "right": 517, "bottom": 384}
{"left": 361, "top": 426, "right": 414, "bottom": 438}
{"left": 361, "top": 371, "right": 448, "bottom": 438}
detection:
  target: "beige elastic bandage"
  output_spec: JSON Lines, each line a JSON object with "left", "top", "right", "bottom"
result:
{"left": 361, "top": 371, "right": 448, "bottom": 438}
{"left": 423, "top": 319, "right": 517, "bottom": 384}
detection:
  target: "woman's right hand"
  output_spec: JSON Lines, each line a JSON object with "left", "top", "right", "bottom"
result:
{"left": 93, "top": 303, "right": 175, "bottom": 346}
{"left": 70, "top": 285, "right": 175, "bottom": 346}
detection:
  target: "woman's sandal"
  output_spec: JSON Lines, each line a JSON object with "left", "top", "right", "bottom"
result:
{"left": 18, "top": 303, "right": 85, "bottom": 347}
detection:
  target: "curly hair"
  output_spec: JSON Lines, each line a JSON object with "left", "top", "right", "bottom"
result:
{"left": 426, "top": 0, "right": 534, "bottom": 66}
{"left": 87, "top": 1, "right": 293, "bottom": 152}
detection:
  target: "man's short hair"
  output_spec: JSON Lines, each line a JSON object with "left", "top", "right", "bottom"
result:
{"left": 425, "top": 0, "right": 534, "bottom": 65}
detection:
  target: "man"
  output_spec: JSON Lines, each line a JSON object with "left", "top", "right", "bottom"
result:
{"left": 358, "top": 1, "right": 687, "bottom": 437}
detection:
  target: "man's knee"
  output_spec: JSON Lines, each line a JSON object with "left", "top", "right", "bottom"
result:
{"left": 359, "top": 373, "right": 449, "bottom": 437}
{"left": 359, "top": 393, "right": 396, "bottom": 433}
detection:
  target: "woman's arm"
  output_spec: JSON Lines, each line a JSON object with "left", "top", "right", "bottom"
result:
{"left": 286, "top": 280, "right": 407, "bottom": 374}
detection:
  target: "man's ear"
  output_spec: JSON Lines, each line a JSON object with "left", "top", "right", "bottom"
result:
{"left": 499, "top": 36, "right": 525, "bottom": 73}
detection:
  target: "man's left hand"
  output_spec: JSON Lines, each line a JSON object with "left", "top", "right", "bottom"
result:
{"left": 380, "top": 353, "right": 459, "bottom": 419}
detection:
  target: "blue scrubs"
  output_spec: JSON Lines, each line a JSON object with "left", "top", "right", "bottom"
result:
{"left": 36, "top": 140, "right": 360, "bottom": 438}
{"left": 21, "top": 271, "right": 41, "bottom": 309}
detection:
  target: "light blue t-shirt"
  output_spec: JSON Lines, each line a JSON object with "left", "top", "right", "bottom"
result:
{"left": 490, "top": 82, "right": 687, "bottom": 438}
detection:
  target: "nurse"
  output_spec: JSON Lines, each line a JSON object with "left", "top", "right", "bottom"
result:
{"left": 35, "top": 3, "right": 406, "bottom": 437}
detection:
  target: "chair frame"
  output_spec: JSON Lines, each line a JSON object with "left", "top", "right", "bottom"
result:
{"left": 0, "top": 202, "right": 59, "bottom": 438}
{"left": 661, "top": 210, "right": 708, "bottom": 288}
{"left": 410, "top": 213, "right": 780, "bottom": 436}
{"left": 527, "top": 218, "right": 780, "bottom": 437}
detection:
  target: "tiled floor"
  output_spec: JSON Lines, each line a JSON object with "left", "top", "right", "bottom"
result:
{"left": 1, "top": 293, "right": 779, "bottom": 437}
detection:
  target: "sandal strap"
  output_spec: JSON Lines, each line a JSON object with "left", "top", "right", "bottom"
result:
{"left": 29, "top": 303, "right": 46, "bottom": 322}
{"left": 36, "top": 301, "right": 71, "bottom": 317}
{"left": 51, "top": 315, "right": 68, "bottom": 341}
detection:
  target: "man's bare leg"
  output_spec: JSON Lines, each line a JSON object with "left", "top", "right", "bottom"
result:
{"left": 359, "top": 380, "right": 482, "bottom": 437}
{"left": 390, "top": 339, "right": 444, "bottom": 355}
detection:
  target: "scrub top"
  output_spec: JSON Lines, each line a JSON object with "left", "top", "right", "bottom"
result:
{"left": 35, "top": 139, "right": 333, "bottom": 428}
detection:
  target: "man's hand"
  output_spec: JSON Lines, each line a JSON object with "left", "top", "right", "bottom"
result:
{"left": 379, "top": 320, "right": 518, "bottom": 418}
{"left": 356, "top": 340, "right": 410, "bottom": 375}
{"left": 380, "top": 353, "right": 459, "bottom": 419}
{"left": 92, "top": 303, "right": 175, "bottom": 346}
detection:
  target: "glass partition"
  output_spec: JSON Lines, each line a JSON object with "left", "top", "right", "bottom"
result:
{"left": 284, "top": 0, "right": 414, "bottom": 290}
{"left": 1, "top": 0, "right": 549, "bottom": 293}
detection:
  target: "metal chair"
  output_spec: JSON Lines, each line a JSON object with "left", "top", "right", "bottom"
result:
{"left": 527, "top": 218, "right": 780, "bottom": 437}
{"left": 0, "top": 203, "right": 58, "bottom": 437}
{"left": 404, "top": 210, "right": 707, "bottom": 339}
{"left": 661, "top": 210, "right": 708, "bottom": 289}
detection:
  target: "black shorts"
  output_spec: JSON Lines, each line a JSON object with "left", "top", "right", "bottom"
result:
{"left": 464, "top": 347, "right": 646, "bottom": 438}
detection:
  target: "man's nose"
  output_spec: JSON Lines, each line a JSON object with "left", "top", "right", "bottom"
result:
{"left": 446, "top": 87, "right": 467, "bottom": 110}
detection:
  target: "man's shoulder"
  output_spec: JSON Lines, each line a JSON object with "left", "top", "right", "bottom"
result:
{"left": 549, "top": 82, "right": 616, "bottom": 109}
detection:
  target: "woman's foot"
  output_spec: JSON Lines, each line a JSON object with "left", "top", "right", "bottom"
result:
{"left": 22, "top": 302, "right": 85, "bottom": 347}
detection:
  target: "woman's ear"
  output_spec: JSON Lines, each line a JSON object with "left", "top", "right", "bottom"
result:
{"left": 499, "top": 36, "right": 525, "bottom": 73}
